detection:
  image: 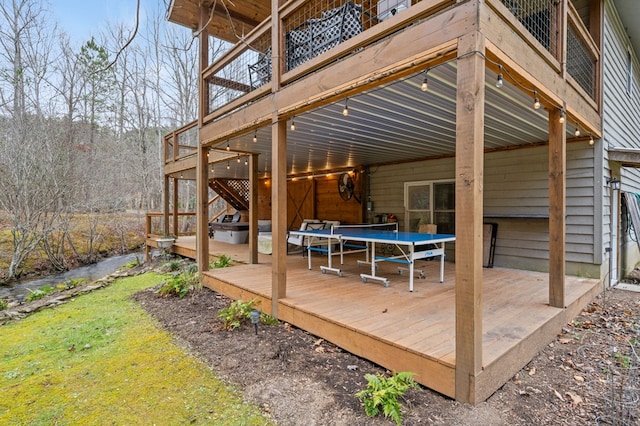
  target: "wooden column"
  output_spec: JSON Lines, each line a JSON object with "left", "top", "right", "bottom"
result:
{"left": 549, "top": 108, "right": 566, "bottom": 308}
{"left": 454, "top": 32, "right": 485, "bottom": 404}
{"left": 172, "top": 177, "right": 179, "bottom": 237}
{"left": 163, "top": 174, "right": 170, "bottom": 236}
{"left": 249, "top": 153, "right": 259, "bottom": 264}
{"left": 196, "top": 4, "right": 210, "bottom": 272}
{"left": 270, "top": 0, "right": 285, "bottom": 318}
{"left": 271, "top": 119, "right": 287, "bottom": 317}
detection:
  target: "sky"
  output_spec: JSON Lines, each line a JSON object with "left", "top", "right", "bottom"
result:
{"left": 50, "top": 0, "right": 158, "bottom": 43}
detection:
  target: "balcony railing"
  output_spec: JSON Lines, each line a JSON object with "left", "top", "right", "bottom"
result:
{"left": 164, "top": 121, "right": 198, "bottom": 163}
{"left": 146, "top": 212, "right": 196, "bottom": 237}
{"left": 201, "top": 0, "right": 600, "bottom": 122}
{"left": 498, "top": 0, "right": 599, "bottom": 102}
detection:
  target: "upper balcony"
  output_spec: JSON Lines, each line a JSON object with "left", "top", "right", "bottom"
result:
{"left": 167, "top": 0, "right": 600, "bottom": 131}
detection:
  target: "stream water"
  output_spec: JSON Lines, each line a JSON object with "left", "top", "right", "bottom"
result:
{"left": 0, "top": 252, "right": 143, "bottom": 302}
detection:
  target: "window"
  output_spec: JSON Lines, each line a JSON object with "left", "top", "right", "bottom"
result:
{"left": 404, "top": 180, "right": 455, "bottom": 234}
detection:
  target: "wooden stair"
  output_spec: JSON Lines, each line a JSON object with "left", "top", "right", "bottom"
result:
{"left": 209, "top": 178, "right": 249, "bottom": 211}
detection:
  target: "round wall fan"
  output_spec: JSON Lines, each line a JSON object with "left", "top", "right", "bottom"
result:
{"left": 337, "top": 172, "right": 360, "bottom": 203}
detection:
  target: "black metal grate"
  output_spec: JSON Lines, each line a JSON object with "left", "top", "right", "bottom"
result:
{"left": 567, "top": 22, "right": 595, "bottom": 98}
{"left": 501, "top": 0, "right": 557, "bottom": 56}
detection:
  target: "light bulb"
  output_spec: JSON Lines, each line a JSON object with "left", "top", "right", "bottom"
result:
{"left": 559, "top": 110, "right": 565, "bottom": 124}
{"left": 421, "top": 76, "right": 429, "bottom": 92}
{"left": 290, "top": 118, "right": 296, "bottom": 131}
{"left": 342, "top": 105, "right": 349, "bottom": 117}
{"left": 237, "top": 155, "right": 241, "bottom": 163}
{"left": 589, "top": 134, "right": 594, "bottom": 146}
{"left": 226, "top": 162, "right": 230, "bottom": 170}
{"left": 253, "top": 132, "right": 257, "bottom": 143}
{"left": 533, "top": 97, "right": 540, "bottom": 110}
{"left": 574, "top": 128, "right": 580, "bottom": 137}
{"left": 226, "top": 141, "right": 230, "bottom": 151}
{"left": 496, "top": 73, "right": 504, "bottom": 88}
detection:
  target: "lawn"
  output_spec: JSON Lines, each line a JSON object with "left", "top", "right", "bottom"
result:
{"left": 0, "top": 273, "right": 272, "bottom": 425}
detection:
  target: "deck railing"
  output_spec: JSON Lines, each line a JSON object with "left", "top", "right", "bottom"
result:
{"left": 146, "top": 212, "right": 196, "bottom": 237}
{"left": 200, "top": 0, "right": 600, "bottom": 121}
{"left": 200, "top": 0, "right": 457, "bottom": 125}
{"left": 497, "top": 0, "right": 599, "bottom": 102}
{"left": 164, "top": 121, "right": 198, "bottom": 164}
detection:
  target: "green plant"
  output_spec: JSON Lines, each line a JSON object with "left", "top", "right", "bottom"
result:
{"left": 217, "top": 299, "right": 259, "bottom": 331}
{"left": 0, "top": 299, "right": 8, "bottom": 311}
{"left": 164, "top": 260, "right": 182, "bottom": 272}
{"left": 260, "top": 313, "right": 279, "bottom": 326}
{"left": 211, "top": 254, "right": 233, "bottom": 269}
{"left": 156, "top": 271, "right": 200, "bottom": 298}
{"left": 356, "top": 372, "right": 419, "bottom": 425}
{"left": 57, "top": 278, "right": 88, "bottom": 291}
{"left": 25, "top": 285, "right": 56, "bottom": 302}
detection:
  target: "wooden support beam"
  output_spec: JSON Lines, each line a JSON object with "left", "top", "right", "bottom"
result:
{"left": 271, "top": 118, "right": 287, "bottom": 317}
{"left": 454, "top": 32, "right": 485, "bottom": 405}
{"left": 548, "top": 108, "right": 566, "bottom": 308}
{"left": 163, "top": 175, "right": 170, "bottom": 237}
{"left": 172, "top": 177, "right": 179, "bottom": 237}
{"left": 196, "top": 4, "right": 210, "bottom": 272}
{"left": 249, "top": 154, "right": 259, "bottom": 264}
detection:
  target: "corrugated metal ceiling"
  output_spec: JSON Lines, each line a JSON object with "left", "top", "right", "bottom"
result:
{"left": 206, "top": 63, "right": 577, "bottom": 180}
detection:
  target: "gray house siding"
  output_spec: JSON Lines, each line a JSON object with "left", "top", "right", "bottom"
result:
{"left": 603, "top": 0, "right": 640, "bottom": 277}
{"left": 369, "top": 142, "right": 599, "bottom": 276}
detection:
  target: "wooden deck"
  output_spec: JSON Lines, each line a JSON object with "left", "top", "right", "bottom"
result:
{"left": 149, "top": 236, "right": 602, "bottom": 401}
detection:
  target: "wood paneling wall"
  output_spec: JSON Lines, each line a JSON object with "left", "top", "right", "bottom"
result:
{"left": 257, "top": 174, "right": 364, "bottom": 229}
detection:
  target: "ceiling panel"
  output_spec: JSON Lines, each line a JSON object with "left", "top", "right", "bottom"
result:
{"left": 208, "top": 63, "right": 571, "bottom": 179}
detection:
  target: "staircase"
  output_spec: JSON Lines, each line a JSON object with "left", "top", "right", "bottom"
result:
{"left": 209, "top": 178, "right": 250, "bottom": 211}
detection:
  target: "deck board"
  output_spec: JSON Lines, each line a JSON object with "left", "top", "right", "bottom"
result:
{"left": 152, "top": 236, "right": 602, "bottom": 401}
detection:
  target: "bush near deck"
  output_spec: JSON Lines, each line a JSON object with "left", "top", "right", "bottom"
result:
{"left": 0, "top": 273, "right": 272, "bottom": 425}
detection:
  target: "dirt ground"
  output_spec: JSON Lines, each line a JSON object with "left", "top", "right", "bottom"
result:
{"left": 133, "top": 269, "right": 640, "bottom": 426}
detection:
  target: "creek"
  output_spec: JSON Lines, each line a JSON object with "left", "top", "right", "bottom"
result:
{"left": 0, "top": 252, "right": 143, "bottom": 302}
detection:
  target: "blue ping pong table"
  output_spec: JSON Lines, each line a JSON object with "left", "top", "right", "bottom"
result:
{"left": 289, "top": 226, "right": 455, "bottom": 292}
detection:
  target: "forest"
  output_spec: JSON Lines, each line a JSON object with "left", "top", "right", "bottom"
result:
{"left": 0, "top": 0, "right": 218, "bottom": 281}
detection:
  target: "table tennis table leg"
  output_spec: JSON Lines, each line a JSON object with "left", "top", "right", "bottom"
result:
{"left": 409, "top": 247, "right": 414, "bottom": 292}
{"left": 439, "top": 243, "right": 445, "bottom": 282}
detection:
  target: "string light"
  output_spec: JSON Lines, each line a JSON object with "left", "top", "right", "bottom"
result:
{"left": 421, "top": 70, "right": 429, "bottom": 92}
{"left": 559, "top": 109, "right": 565, "bottom": 124}
{"left": 226, "top": 140, "right": 230, "bottom": 151}
{"left": 226, "top": 162, "right": 230, "bottom": 170}
{"left": 533, "top": 91, "right": 540, "bottom": 110}
{"left": 496, "top": 65, "right": 503, "bottom": 88}
{"left": 237, "top": 154, "right": 241, "bottom": 163}
{"left": 574, "top": 127, "right": 580, "bottom": 137}
{"left": 253, "top": 131, "right": 257, "bottom": 143}
{"left": 290, "top": 116, "right": 296, "bottom": 131}
{"left": 342, "top": 98, "right": 349, "bottom": 117}
{"left": 244, "top": 157, "right": 248, "bottom": 165}
{"left": 589, "top": 134, "right": 594, "bottom": 146}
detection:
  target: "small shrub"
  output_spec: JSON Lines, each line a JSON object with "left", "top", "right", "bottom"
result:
{"left": 356, "top": 372, "right": 419, "bottom": 425}
{"left": 211, "top": 254, "right": 233, "bottom": 269}
{"left": 260, "top": 313, "right": 279, "bottom": 325}
{"left": 25, "top": 285, "right": 56, "bottom": 302}
{"left": 57, "top": 277, "right": 88, "bottom": 291}
{"left": 164, "top": 260, "right": 182, "bottom": 272}
{"left": 122, "top": 257, "right": 141, "bottom": 269}
{"left": 217, "top": 298, "right": 259, "bottom": 331}
{"left": 156, "top": 271, "right": 200, "bottom": 298}
{"left": 0, "top": 298, "right": 8, "bottom": 310}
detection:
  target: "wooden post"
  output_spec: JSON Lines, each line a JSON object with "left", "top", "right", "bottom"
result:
{"left": 249, "top": 153, "right": 259, "bottom": 264}
{"left": 163, "top": 174, "right": 170, "bottom": 236}
{"left": 454, "top": 32, "right": 485, "bottom": 404}
{"left": 196, "top": 4, "right": 210, "bottom": 272}
{"left": 549, "top": 108, "right": 566, "bottom": 308}
{"left": 172, "top": 177, "right": 179, "bottom": 237}
{"left": 270, "top": 0, "right": 285, "bottom": 318}
{"left": 271, "top": 119, "right": 287, "bottom": 318}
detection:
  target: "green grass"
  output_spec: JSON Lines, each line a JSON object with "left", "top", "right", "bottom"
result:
{"left": 0, "top": 273, "right": 272, "bottom": 425}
